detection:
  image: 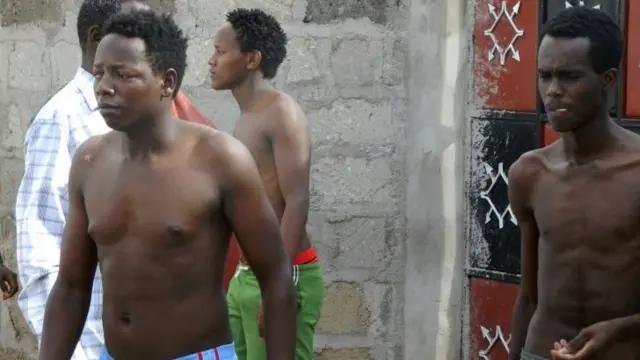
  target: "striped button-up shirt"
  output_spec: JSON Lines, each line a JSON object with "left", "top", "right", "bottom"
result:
{"left": 15, "top": 68, "right": 110, "bottom": 360}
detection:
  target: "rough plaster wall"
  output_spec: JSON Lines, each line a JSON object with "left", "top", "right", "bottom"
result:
{"left": 0, "top": 0, "right": 412, "bottom": 359}
{"left": 404, "top": 0, "right": 469, "bottom": 359}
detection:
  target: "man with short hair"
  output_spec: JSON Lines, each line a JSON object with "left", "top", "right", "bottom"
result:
{"left": 0, "top": 254, "right": 18, "bottom": 300}
{"left": 508, "top": 7, "right": 640, "bottom": 360}
{"left": 210, "top": 8, "right": 325, "bottom": 360}
{"left": 15, "top": 1, "right": 213, "bottom": 359}
{"left": 38, "top": 10, "right": 296, "bottom": 360}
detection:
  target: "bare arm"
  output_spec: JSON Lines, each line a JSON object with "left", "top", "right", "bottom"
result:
{"left": 218, "top": 134, "right": 296, "bottom": 359}
{"left": 507, "top": 155, "right": 541, "bottom": 360}
{"left": 39, "top": 140, "right": 99, "bottom": 360}
{"left": 618, "top": 314, "right": 640, "bottom": 338}
{"left": 270, "top": 99, "right": 311, "bottom": 262}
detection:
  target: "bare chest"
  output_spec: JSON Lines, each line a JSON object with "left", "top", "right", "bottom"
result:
{"left": 533, "top": 169, "right": 640, "bottom": 252}
{"left": 83, "top": 161, "right": 219, "bottom": 244}
{"left": 234, "top": 118, "right": 276, "bottom": 177}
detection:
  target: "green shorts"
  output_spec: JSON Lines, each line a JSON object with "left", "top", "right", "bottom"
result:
{"left": 227, "top": 263, "right": 325, "bottom": 360}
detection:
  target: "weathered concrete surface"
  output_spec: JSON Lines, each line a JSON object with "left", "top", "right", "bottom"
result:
{"left": 0, "top": 0, "right": 470, "bottom": 358}
{"left": 404, "top": 0, "right": 469, "bottom": 359}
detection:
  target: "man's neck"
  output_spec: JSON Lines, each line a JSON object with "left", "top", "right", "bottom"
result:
{"left": 231, "top": 74, "right": 273, "bottom": 113}
{"left": 81, "top": 53, "right": 95, "bottom": 74}
{"left": 562, "top": 112, "right": 617, "bottom": 163}
{"left": 122, "top": 111, "right": 177, "bottom": 161}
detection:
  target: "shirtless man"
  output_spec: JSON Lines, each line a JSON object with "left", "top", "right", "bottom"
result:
{"left": 209, "top": 8, "right": 324, "bottom": 360}
{"left": 508, "top": 7, "right": 640, "bottom": 360}
{"left": 38, "top": 10, "right": 296, "bottom": 360}
{"left": 0, "top": 254, "right": 18, "bottom": 300}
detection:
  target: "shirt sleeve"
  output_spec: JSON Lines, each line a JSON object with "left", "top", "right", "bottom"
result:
{"left": 15, "top": 115, "right": 72, "bottom": 339}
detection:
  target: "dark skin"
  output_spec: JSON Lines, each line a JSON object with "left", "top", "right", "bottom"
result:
{"left": 0, "top": 255, "right": 18, "bottom": 300}
{"left": 80, "top": 0, "right": 195, "bottom": 104}
{"left": 508, "top": 35, "right": 640, "bottom": 360}
{"left": 38, "top": 33, "right": 296, "bottom": 360}
{"left": 210, "top": 23, "right": 312, "bottom": 336}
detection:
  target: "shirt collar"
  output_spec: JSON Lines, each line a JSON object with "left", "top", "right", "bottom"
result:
{"left": 73, "top": 67, "right": 98, "bottom": 111}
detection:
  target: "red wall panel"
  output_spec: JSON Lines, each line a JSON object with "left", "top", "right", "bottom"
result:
{"left": 469, "top": 278, "right": 519, "bottom": 360}
{"left": 625, "top": 0, "right": 640, "bottom": 118}
{"left": 473, "top": 0, "right": 539, "bottom": 112}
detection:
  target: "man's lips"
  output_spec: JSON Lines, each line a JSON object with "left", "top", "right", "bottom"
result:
{"left": 99, "top": 103, "right": 121, "bottom": 110}
{"left": 98, "top": 105, "right": 122, "bottom": 116}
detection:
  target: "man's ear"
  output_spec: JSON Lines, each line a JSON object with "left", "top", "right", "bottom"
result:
{"left": 161, "top": 69, "right": 178, "bottom": 98}
{"left": 602, "top": 68, "right": 618, "bottom": 92}
{"left": 89, "top": 25, "right": 102, "bottom": 44}
{"left": 245, "top": 50, "right": 262, "bottom": 71}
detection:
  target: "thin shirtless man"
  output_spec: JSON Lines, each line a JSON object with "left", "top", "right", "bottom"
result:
{"left": 209, "top": 8, "right": 324, "bottom": 360}
{"left": 0, "top": 254, "right": 18, "bottom": 300}
{"left": 38, "top": 10, "right": 296, "bottom": 360}
{"left": 508, "top": 7, "right": 640, "bottom": 360}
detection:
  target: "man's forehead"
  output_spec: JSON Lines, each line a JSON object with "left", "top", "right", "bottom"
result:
{"left": 538, "top": 35, "right": 591, "bottom": 69}
{"left": 95, "top": 34, "right": 147, "bottom": 63}
{"left": 215, "top": 23, "right": 236, "bottom": 43}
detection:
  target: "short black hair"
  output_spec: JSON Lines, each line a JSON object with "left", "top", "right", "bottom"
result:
{"left": 540, "top": 7, "right": 623, "bottom": 74}
{"left": 77, "top": 0, "right": 128, "bottom": 52}
{"left": 226, "top": 8, "right": 288, "bottom": 79}
{"left": 102, "top": 10, "right": 188, "bottom": 97}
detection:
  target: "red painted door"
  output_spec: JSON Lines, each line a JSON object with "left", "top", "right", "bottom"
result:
{"left": 467, "top": 1, "right": 625, "bottom": 359}
{"left": 625, "top": 0, "right": 640, "bottom": 118}
{"left": 469, "top": 0, "right": 539, "bottom": 357}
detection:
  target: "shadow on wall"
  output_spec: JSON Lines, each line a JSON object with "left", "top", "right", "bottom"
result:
{"left": 405, "top": 0, "right": 468, "bottom": 359}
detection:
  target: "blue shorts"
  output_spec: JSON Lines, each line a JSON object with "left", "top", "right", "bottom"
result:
{"left": 99, "top": 343, "right": 238, "bottom": 360}
{"left": 521, "top": 351, "right": 549, "bottom": 360}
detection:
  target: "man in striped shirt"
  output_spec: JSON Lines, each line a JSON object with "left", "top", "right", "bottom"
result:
{"left": 15, "top": 1, "right": 213, "bottom": 359}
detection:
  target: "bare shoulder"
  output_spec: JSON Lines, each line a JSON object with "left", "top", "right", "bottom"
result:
{"left": 193, "top": 125, "right": 257, "bottom": 180}
{"left": 72, "top": 133, "right": 113, "bottom": 170}
{"left": 618, "top": 126, "right": 640, "bottom": 152}
{"left": 67, "top": 133, "right": 113, "bottom": 190}
{"left": 508, "top": 147, "right": 549, "bottom": 190}
{"left": 266, "top": 91, "right": 308, "bottom": 131}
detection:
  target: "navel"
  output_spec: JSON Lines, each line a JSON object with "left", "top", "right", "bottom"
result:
{"left": 167, "top": 224, "right": 184, "bottom": 237}
{"left": 119, "top": 312, "right": 132, "bottom": 326}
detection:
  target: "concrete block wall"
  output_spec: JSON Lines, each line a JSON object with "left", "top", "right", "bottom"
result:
{"left": 0, "top": 0, "right": 472, "bottom": 358}
{"left": 0, "top": 0, "right": 436, "bottom": 359}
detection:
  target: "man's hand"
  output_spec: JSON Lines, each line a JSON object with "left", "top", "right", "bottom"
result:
{"left": 0, "top": 265, "right": 19, "bottom": 300}
{"left": 550, "top": 319, "right": 624, "bottom": 359}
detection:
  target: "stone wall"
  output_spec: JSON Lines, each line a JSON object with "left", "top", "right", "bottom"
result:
{"left": 0, "top": 0, "right": 422, "bottom": 359}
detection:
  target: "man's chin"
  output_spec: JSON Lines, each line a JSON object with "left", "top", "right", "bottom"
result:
{"left": 210, "top": 78, "right": 230, "bottom": 91}
{"left": 103, "top": 115, "right": 129, "bottom": 132}
{"left": 548, "top": 119, "right": 577, "bottom": 134}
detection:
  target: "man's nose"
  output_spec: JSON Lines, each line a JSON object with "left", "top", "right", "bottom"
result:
{"left": 546, "top": 77, "right": 563, "bottom": 98}
{"left": 95, "top": 77, "right": 115, "bottom": 96}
